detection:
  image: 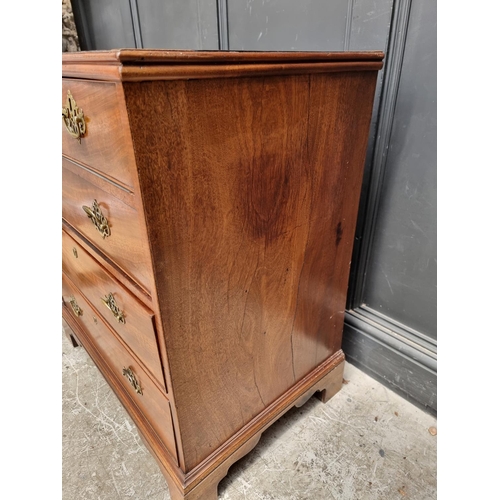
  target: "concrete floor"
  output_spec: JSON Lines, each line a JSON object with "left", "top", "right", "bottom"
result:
{"left": 62, "top": 329, "right": 437, "bottom": 499}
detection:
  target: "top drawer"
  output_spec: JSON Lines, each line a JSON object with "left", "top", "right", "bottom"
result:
{"left": 62, "top": 79, "right": 136, "bottom": 190}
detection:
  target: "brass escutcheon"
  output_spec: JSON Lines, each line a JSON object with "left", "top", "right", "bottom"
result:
{"left": 122, "top": 367, "right": 143, "bottom": 395}
{"left": 101, "top": 292, "right": 125, "bottom": 324}
{"left": 62, "top": 90, "right": 86, "bottom": 142}
{"left": 69, "top": 296, "right": 83, "bottom": 317}
{"left": 72, "top": 248, "right": 78, "bottom": 258}
{"left": 82, "top": 200, "right": 111, "bottom": 239}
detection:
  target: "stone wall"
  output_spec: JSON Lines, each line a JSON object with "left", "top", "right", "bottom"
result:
{"left": 62, "top": 0, "right": 80, "bottom": 52}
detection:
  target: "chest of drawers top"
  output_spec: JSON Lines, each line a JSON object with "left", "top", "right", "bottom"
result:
{"left": 62, "top": 48, "right": 384, "bottom": 79}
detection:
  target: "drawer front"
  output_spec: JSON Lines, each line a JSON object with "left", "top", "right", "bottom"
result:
{"left": 62, "top": 79, "right": 136, "bottom": 190}
{"left": 62, "top": 162, "right": 153, "bottom": 297}
{"left": 62, "top": 274, "right": 178, "bottom": 465}
{"left": 63, "top": 230, "right": 166, "bottom": 393}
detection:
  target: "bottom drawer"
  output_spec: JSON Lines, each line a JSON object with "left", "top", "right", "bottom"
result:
{"left": 62, "top": 273, "right": 178, "bottom": 464}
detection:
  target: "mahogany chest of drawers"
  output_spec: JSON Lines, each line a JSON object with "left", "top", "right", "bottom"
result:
{"left": 62, "top": 49, "right": 383, "bottom": 499}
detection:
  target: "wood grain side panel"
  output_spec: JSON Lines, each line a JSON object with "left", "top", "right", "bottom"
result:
{"left": 290, "top": 71, "right": 379, "bottom": 378}
{"left": 124, "top": 72, "right": 378, "bottom": 471}
{"left": 62, "top": 79, "right": 136, "bottom": 189}
{"left": 126, "top": 76, "right": 308, "bottom": 470}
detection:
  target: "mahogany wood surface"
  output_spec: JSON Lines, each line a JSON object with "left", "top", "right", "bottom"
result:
{"left": 62, "top": 80, "right": 137, "bottom": 190}
{"left": 119, "top": 61, "right": 384, "bottom": 82}
{"left": 181, "top": 352, "right": 345, "bottom": 489}
{"left": 63, "top": 306, "right": 183, "bottom": 482}
{"left": 65, "top": 297, "right": 345, "bottom": 497}
{"left": 62, "top": 161, "right": 154, "bottom": 297}
{"left": 62, "top": 156, "right": 135, "bottom": 208}
{"left": 165, "top": 434, "right": 262, "bottom": 500}
{"left": 62, "top": 49, "right": 383, "bottom": 499}
{"left": 62, "top": 49, "right": 384, "bottom": 82}
{"left": 63, "top": 48, "right": 384, "bottom": 64}
{"left": 124, "top": 71, "right": 377, "bottom": 472}
{"left": 62, "top": 274, "right": 178, "bottom": 464}
{"left": 62, "top": 229, "right": 166, "bottom": 392}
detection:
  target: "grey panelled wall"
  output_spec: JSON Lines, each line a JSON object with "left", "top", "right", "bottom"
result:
{"left": 344, "top": 0, "right": 437, "bottom": 415}
{"left": 363, "top": 0, "right": 437, "bottom": 339}
{"left": 72, "top": 0, "right": 218, "bottom": 50}
{"left": 227, "top": 0, "right": 349, "bottom": 51}
{"left": 70, "top": 0, "right": 437, "bottom": 415}
{"left": 227, "top": 0, "right": 393, "bottom": 52}
{"left": 71, "top": 0, "right": 136, "bottom": 50}
{"left": 135, "top": 0, "right": 219, "bottom": 49}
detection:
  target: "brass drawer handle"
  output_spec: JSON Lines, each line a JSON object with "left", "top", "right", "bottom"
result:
{"left": 122, "top": 367, "right": 143, "bottom": 395}
{"left": 101, "top": 292, "right": 125, "bottom": 324}
{"left": 62, "top": 90, "right": 86, "bottom": 142}
{"left": 69, "top": 296, "right": 83, "bottom": 317}
{"left": 82, "top": 200, "right": 111, "bottom": 239}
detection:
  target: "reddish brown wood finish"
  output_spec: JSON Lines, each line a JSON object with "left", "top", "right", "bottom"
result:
{"left": 62, "top": 49, "right": 383, "bottom": 500}
{"left": 63, "top": 48, "right": 384, "bottom": 65}
{"left": 62, "top": 161, "right": 154, "bottom": 297}
{"left": 62, "top": 156, "right": 135, "bottom": 208}
{"left": 62, "top": 274, "right": 178, "bottom": 463}
{"left": 62, "top": 79, "right": 137, "bottom": 190}
{"left": 119, "top": 61, "right": 384, "bottom": 82}
{"left": 182, "top": 353, "right": 345, "bottom": 490}
{"left": 165, "top": 434, "right": 262, "bottom": 500}
{"left": 124, "top": 71, "right": 377, "bottom": 471}
{"left": 62, "top": 230, "right": 166, "bottom": 392}
{"left": 62, "top": 49, "right": 384, "bottom": 82}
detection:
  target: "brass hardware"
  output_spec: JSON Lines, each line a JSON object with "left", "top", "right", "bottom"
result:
{"left": 122, "top": 367, "right": 143, "bottom": 395}
{"left": 62, "top": 90, "right": 86, "bottom": 142}
{"left": 92, "top": 316, "right": 98, "bottom": 325}
{"left": 69, "top": 296, "right": 83, "bottom": 317}
{"left": 72, "top": 248, "right": 78, "bottom": 258}
{"left": 82, "top": 200, "right": 111, "bottom": 239}
{"left": 101, "top": 292, "right": 125, "bottom": 324}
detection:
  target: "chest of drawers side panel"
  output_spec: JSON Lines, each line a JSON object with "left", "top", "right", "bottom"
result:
{"left": 123, "top": 70, "right": 379, "bottom": 472}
